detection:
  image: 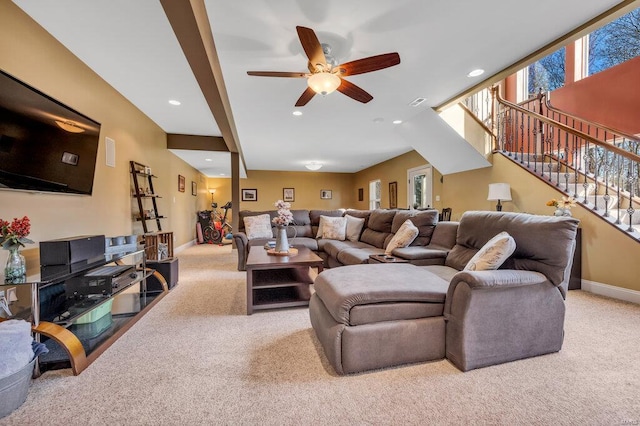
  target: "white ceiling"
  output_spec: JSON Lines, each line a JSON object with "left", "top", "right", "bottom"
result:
{"left": 13, "top": 0, "right": 624, "bottom": 176}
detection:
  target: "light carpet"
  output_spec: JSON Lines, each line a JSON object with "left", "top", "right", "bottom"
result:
{"left": 2, "top": 244, "right": 639, "bottom": 425}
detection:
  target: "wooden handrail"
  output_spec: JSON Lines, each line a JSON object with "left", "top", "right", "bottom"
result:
{"left": 493, "top": 87, "right": 640, "bottom": 163}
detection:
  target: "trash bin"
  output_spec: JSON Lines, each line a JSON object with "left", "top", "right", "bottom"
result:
{"left": 0, "top": 341, "right": 48, "bottom": 418}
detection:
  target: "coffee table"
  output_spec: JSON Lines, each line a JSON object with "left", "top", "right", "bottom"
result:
{"left": 245, "top": 246, "right": 324, "bottom": 315}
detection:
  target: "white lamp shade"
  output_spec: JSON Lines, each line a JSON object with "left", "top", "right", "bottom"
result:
{"left": 487, "top": 183, "right": 512, "bottom": 201}
{"left": 307, "top": 72, "right": 340, "bottom": 95}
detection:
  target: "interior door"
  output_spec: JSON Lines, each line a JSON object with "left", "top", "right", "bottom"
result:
{"left": 407, "top": 165, "right": 432, "bottom": 209}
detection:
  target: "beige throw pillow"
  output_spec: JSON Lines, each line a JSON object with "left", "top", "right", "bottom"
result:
{"left": 317, "top": 215, "right": 347, "bottom": 240}
{"left": 345, "top": 215, "right": 365, "bottom": 242}
{"left": 464, "top": 231, "right": 516, "bottom": 271}
{"left": 385, "top": 219, "right": 419, "bottom": 255}
{"left": 243, "top": 214, "right": 273, "bottom": 239}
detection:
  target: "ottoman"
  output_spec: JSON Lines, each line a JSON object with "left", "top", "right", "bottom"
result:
{"left": 309, "top": 263, "right": 449, "bottom": 374}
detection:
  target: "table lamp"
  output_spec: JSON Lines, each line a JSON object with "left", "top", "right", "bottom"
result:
{"left": 487, "top": 183, "right": 512, "bottom": 211}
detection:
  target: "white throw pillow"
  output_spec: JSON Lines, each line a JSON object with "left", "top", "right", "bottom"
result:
{"left": 243, "top": 214, "right": 273, "bottom": 239}
{"left": 345, "top": 215, "right": 365, "bottom": 242}
{"left": 385, "top": 219, "right": 419, "bottom": 255}
{"left": 464, "top": 231, "right": 516, "bottom": 271}
{"left": 317, "top": 215, "right": 347, "bottom": 240}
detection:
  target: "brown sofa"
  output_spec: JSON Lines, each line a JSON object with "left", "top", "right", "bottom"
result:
{"left": 309, "top": 211, "right": 580, "bottom": 374}
{"left": 232, "top": 208, "right": 458, "bottom": 271}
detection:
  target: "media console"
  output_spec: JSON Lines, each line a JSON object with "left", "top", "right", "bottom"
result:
{"left": 0, "top": 248, "right": 168, "bottom": 375}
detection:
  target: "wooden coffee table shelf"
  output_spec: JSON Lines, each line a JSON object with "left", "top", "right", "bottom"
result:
{"left": 246, "top": 246, "right": 323, "bottom": 315}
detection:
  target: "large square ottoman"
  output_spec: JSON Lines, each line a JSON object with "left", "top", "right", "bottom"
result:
{"left": 309, "top": 263, "right": 449, "bottom": 374}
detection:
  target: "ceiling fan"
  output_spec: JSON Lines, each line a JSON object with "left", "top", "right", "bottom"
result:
{"left": 247, "top": 26, "right": 400, "bottom": 106}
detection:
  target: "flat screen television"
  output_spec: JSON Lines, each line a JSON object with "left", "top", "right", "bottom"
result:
{"left": 0, "top": 69, "right": 101, "bottom": 195}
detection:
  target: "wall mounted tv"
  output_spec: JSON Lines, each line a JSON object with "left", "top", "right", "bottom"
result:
{"left": 0, "top": 69, "right": 101, "bottom": 195}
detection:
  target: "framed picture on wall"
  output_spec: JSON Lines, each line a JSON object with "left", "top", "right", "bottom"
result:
{"left": 320, "top": 189, "right": 332, "bottom": 200}
{"left": 178, "top": 175, "right": 185, "bottom": 192}
{"left": 242, "top": 188, "right": 257, "bottom": 201}
{"left": 358, "top": 188, "right": 364, "bottom": 202}
{"left": 389, "top": 181, "right": 397, "bottom": 209}
{"left": 191, "top": 181, "right": 197, "bottom": 196}
{"left": 283, "top": 188, "right": 295, "bottom": 202}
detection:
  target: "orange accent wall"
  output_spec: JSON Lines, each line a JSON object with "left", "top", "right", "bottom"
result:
{"left": 549, "top": 55, "right": 640, "bottom": 135}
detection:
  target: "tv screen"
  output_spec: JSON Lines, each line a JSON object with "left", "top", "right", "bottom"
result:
{"left": 0, "top": 69, "right": 101, "bottom": 195}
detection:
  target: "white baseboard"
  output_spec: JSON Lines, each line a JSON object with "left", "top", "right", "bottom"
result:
{"left": 174, "top": 240, "right": 196, "bottom": 254}
{"left": 581, "top": 280, "right": 640, "bottom": 305}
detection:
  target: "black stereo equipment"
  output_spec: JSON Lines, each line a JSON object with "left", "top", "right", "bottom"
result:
{"left": 65, "top": 265, "right": 137, "bottom": 298}
{"left": 40, "top": 235, "right": 106, "bottom": 266}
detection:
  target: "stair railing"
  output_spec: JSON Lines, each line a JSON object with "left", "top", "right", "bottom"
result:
{"left": 491, "top": 86, "right": 640, "bottom": 236}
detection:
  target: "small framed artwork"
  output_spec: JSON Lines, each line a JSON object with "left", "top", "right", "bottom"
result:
{"left": 283, "top": 188, "right": 295, "bottom": 202}
{"left": 242, "top": 188, "right": 258, "bottom": 201}
{"left": 178, "top": 175, "right": 185, "bottom": 192}
{"left": 320, "top": 189, "right": 332, "bottom": 200}
{"left": 389, "top": 181, "right": 398, "bottom": 209}
{"left": 358, "top": 188, "right": 364, "bottom": 202}
{"left": 191, "top": 181, "right": 197, "bottom": 196}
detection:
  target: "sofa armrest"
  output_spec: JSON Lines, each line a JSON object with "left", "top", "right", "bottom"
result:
{"left": 429, "top": 221, "right": 458, "bottom": 249}
{"left": 443, "top": 269, "right": 565, "bottom": 371}
{"left": 232, "top": 232, "right": 249, "bottom": 271}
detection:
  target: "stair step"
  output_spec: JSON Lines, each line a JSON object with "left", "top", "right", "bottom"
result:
{"left": 557, "top": 182, "right": 597, "bottom": 198}
{"left": 608, "top": 209, "right": 640, "bottom": 225}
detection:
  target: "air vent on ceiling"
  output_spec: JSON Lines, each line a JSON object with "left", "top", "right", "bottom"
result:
{"left": 409, "top": 97, "right": 427, "bottom": 107}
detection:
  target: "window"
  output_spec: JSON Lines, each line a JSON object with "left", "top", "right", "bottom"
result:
{"left": 407, "top": 165, "right": 432, "bottom": 209}
{"left": 588, "top": 8, "right": 640, "bottom": 76}
{"left": 527, "top": 48, "right": 565, "bottom": 98}
{"left": 369, "top": 180, "right": 381, "bottom": 209}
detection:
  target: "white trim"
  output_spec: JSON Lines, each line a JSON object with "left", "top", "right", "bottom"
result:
{"left": 581, "top": 280, "right": 640, "bottom": 305}
{"left": 175, "top": 240, "right": 196, "bottom": 254}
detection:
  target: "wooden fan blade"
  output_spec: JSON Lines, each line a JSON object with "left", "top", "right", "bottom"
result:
{"left": 337, "top": 53, "right": 401, "bottom": 76}
{"left": 296, "top": 26, "right": 326, "bottom": 71}
{"left": 337, "top": 79, "right": 373, "bottom": 104}
{"left": 295, "top": 87, "right": 316, "bottom": 107}
{"left": 247, "top": 71, "right": 307, "bottom": 78}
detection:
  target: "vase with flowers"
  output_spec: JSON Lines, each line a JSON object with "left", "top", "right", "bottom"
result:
{"left": 546, "top": 196, "right": 577, "bottom": 217}
{"left": 1, "top": 216, "right": 33, "bottom": 282}
{"left": 272, "top": 200, "right": 294, "bottom": 253}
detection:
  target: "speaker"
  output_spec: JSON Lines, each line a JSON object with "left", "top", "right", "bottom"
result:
{"left": 147, "top": 258, "right": 179, "bottom": 290}
{"left": 39, "top": 235, "right": 106, "bottom": 266}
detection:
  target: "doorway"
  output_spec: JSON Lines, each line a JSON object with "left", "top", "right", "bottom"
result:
{"left": 407, "top": 165, "right": 432, "bottom": 209}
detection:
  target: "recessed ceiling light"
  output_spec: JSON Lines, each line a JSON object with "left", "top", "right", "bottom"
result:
{"left": 467, "top": 69, "right": 485, "bottom": 77}
{"left": 292, "top": 111, "right": 302, "bottom": 116}
{"left": 168, "top": 100, "right": 181, "bottom": 106}
{"left": 219, "top": 173, "right": 225, "bottom": 176}
{"left": 393, "top": 120, "right": 403, "bottom": 124}
{"left": 205, "top": 158, "right": 212, "bottom": 162}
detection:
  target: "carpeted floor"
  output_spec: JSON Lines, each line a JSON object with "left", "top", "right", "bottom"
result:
{"left": 2, "top": 244, "right": 639, "bottom": 425}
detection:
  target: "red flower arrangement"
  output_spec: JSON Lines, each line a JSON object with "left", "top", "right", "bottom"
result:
{"left": 0, "top": 216, "right": 34, "bottom": 251}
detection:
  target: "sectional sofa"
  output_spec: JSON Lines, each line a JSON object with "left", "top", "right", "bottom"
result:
{"left": 232, "top": 208, "right": 457, "bottom": 271}
{"left": 234, "top": 208, "right": 580, "bottom": 374}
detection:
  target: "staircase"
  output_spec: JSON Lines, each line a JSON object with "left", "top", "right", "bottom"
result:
{"left": 466, "top": 87, "right": 640, "bottom": 242}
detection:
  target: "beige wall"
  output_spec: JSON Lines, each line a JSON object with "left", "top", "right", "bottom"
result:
{"left": 0, "top": 2, "right": 204, "bottom": 273}
{"left": 352, "top": 150, "right": 443, "bottom": 211}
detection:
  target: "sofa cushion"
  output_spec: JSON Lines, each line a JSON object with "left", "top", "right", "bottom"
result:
{"left": 385, "top": 219, "right": 419, "bottom": 254}
{"left": 317, "top": 216, "right": 347, "bottom": 240}
{"left": 314, "top": 264, "right": 448, "bottom": 326}
{"left": 445, "top": 211, "right": 579, "bottom": 292}
{"left": 391, "top": 210, "right": 439, "bottom": 246}
{"left": 345, "top": 215, "right": 365, "bottom": 242}
{"left": 310, "top": 209, "right": 344, "bottom": 237}
{"left": 238, "top": 210, "right": 277, "bottom": 234}
{"left": 243, "top": 214, "right": 273, "bottom": 239}
{"left": 289, "top": 210, "right": 313, "bottom": 238}
{"left": 336, "top": 247, "right": 384, "bottom": 265}
{"left": 391, "top": 246, "right": 448, "bottom": 262}
{"left": 323, "top": 240, "right": 370, "bottom": 260}
{"left": 360, "top": 209, "right": 396, "bottom": 248}
{"left": 463, "top": 231, "right": 516, "bottom": 271}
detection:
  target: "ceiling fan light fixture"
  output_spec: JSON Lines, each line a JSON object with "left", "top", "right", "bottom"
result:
{"left": 305, "top": 162, "right": 322, "bottom": 171}
{"left": 307, "top": 72, "right": 340, "bottom": 95}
